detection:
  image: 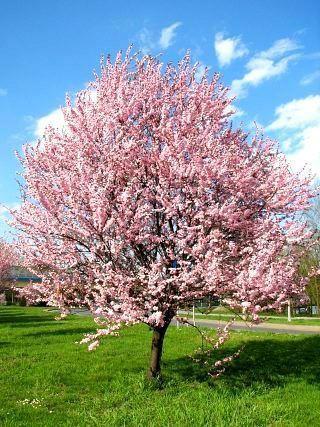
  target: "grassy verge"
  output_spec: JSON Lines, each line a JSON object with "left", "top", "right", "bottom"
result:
{"left": 1, "top": 306, "right": 320, "bottom": 426}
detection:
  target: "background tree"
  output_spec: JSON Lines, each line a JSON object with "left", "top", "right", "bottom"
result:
{"left": 299, "top": 190, "right": 320, "bottom": 312}
{"left": 0, "top": 239, "right": 18, "bottom": 296}
{"left": 305, "top": 187, "right": 320, "bottom": 233}
{"left": 12, "top": 49, "right": 314, "bottom": 379}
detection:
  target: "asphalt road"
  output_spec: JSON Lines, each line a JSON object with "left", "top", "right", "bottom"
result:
{"left": 69, "top": 308, "right": 320, "bottom": 335}
{"left": 172, "top": 318, "right": 320, "bottom": 335}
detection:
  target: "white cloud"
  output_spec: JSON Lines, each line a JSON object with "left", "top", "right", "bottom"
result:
{"left": 33, "top": 89, "right": 97, "bottom": 139}
{"left": 286, "top": 124, "right": 320, "bottom": 177}
{"left": 231, "top": 38, "right": 301, "bottom": 98}
{"left": 300, "top": 70, "right": 320, "bottom": 86}
{"left": 214, "top": 32, "right": 249, "bottom": 67}
{"left": 34, "top": 108, "right": 65, "bottom": 139}
{"left": 258, "top": 38, "right": 300, "bottom": 59}
{"left": 225, "top": 104, "right": 245, "bottom": 118}
{"left": 231, "top": 56, "right": 296, "bottom": 98}
{"left": 137, "top": 22, "right": 182, "bottom": 54}
{"left": 138, "top": 28, "right": 156, "bottom": 54}
{"left": 0, "top": 206, "right": 9, "bottom": 223}
{"left": 0, "top": 203, "right": 20, "bottom": 222}
{"left": 0, "top": 203, "right": 21, "bottom": 238}
{"left": 159, "top": 22, "right": 182, "bottom": 49}
{"left": 83, "top": 87, "right": 98, "bottom": 103}
{"left": 0, "top": 88, "right": 7, "bottom": 96}
{"left": 232, "top": 107, "right": 245, "bottom": 118}
{"left": 194, "top": 62, "right": 210, "bottom": 82}
{"left": 266, "top": 95, "right": 320, "bottom": 177}
{"left": 266, "top": 95, "right": 320, "bottom": 131}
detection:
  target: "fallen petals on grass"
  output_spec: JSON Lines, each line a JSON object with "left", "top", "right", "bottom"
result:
{"left": 17, "top": 398, "right": 44, "bottom": 408}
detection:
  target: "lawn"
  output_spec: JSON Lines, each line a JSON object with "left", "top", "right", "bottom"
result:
{"left": 1, "top": 306, "right": 320, "bottom": 427}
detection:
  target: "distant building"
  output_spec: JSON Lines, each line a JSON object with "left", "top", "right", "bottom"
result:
{"left": 0, "top": 266, "right": 42, "bottom": 304}
{"left": 1, "top": 266, "right": 42, "bottom": 288}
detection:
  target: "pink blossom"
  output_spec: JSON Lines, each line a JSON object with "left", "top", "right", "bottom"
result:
{"left": 88, "top": 340, "right": 100, "bottom": 351}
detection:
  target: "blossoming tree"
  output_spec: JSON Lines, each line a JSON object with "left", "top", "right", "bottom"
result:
{"left": 12, "top": 49, "right": 314, "bottom": 378}
{"left": 0, "top": 239, "right": 18, "bottom": 295}
{"left": 0, "top": 241, "right": 17, "bottom": 280}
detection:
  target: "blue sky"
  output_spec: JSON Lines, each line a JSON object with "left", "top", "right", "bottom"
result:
{"left": 0, "top": 0, "right": 319, "bottom": 236}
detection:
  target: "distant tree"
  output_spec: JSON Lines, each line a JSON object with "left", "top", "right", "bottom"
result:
{"left": 300, "top": 191, "right": 320, "bottom": 311}
{"left": 305, "top": 188, "right": 320, "bottom": 233}
{"left": 0, "top": 239, "right": 18, "bottom": 293}
{"left": 12, "top": 49, "right": 314, "bottom": 379}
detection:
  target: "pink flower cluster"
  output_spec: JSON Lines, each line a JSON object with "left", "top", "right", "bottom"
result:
{"left": 15, "top": 283, "right": 47, "bottom": 305}
{"left": 181, "top": 316, "right": 243, "bottom": 377}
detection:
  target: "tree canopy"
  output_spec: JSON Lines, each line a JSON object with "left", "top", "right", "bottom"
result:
{"left": 12, "top": 49, "right": 314, "bottom": 377}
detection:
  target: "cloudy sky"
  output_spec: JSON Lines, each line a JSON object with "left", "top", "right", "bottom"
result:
{"left": 0, "top": 0, "right": 319, "bottom": 236}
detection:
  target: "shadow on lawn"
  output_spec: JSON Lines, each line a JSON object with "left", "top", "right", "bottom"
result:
{"left": 25, "top": 327, "right": 95, "bottom": 337}
{"left": 165, "top": 335, "right": 320, "bottom": 390}
{"left": 0, "top": 311, "right": 56, "bottom": 327}
{"left": 0, "top": 309, "right": 94, "bottom": 335}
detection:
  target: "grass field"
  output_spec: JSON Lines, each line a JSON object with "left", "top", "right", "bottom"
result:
{"left": 1, "top": 306, "right": 320, "bottom": 426}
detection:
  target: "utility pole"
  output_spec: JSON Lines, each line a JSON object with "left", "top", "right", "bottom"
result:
{"left": 287, "top": 298, "right": 292, "bottom": 322}
{"left": 192, "top": 303, "right": 196, "bottom": 326}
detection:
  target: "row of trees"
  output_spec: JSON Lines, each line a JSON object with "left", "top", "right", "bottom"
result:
{"left": 1, "top": 48, "right": 318, "bottom": 379}
{"left": 301, "top": 196, "right": 320, "bottom": 311}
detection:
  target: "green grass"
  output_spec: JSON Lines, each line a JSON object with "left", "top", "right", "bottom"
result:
{"left": 1, "top": 306, "right": 320, "bottom": 426}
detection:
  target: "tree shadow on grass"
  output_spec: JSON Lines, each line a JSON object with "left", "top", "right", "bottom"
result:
{"left": 0, "top": 309, "right": 95, "bottom": 337}
{"left": 25, "top": 327, "right": 95, "bottom": 337}
{"left": 164, "top": 335, "right": 320, "bottom": 391}
{"left": 0, "top": 311, "right": 56, "bottom": 327}
{"left": 0, "top": 310, "right": 90, "bottom": 330}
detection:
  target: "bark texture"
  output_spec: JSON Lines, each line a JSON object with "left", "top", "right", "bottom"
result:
{"left": 147, "top": 324, "right": 169, "bottom": 379}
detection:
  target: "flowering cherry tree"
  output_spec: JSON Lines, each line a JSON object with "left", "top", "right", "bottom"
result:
{"left": 0, "top": 240, "right": 18, "bottom": 305}
{"left": 12, "top": 49, "right": 314, "bottom": 378}
{"left": 0, "top": 240, "right": 17, "bottom": 287}
{"left": 15, "top": 283, "right": 47, "bottom": 306}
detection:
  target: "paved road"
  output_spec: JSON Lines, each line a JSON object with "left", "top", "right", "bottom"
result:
{"left": 173, "top": 318, "right": 320, "bottom": 335}
{"left": 70, "top": 308, "right": 320, "bottom": 335}
{"left": 179, "top": 310, "right": 320, "bottom": 321}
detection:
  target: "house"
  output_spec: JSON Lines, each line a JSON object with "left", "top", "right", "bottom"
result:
{"left": 5, "top": 266, "right": 42, "bottom": 288}
{"left": 0, "top": 266, "right": 42, "bottom": 305}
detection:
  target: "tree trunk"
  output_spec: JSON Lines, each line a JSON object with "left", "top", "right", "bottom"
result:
{"left": 147, "top": 325, "right": 169, "bottom": 380}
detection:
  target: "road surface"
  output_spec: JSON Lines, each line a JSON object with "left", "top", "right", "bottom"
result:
{"left": 69, "top": 308, "right": 320, "bottom": 335}
{"left": 173, "top": 318, "right": 320, "bottom": 335}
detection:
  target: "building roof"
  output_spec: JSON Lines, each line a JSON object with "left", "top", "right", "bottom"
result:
{"left": 6, "top": 266, "right": 42, "bottom": 283}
